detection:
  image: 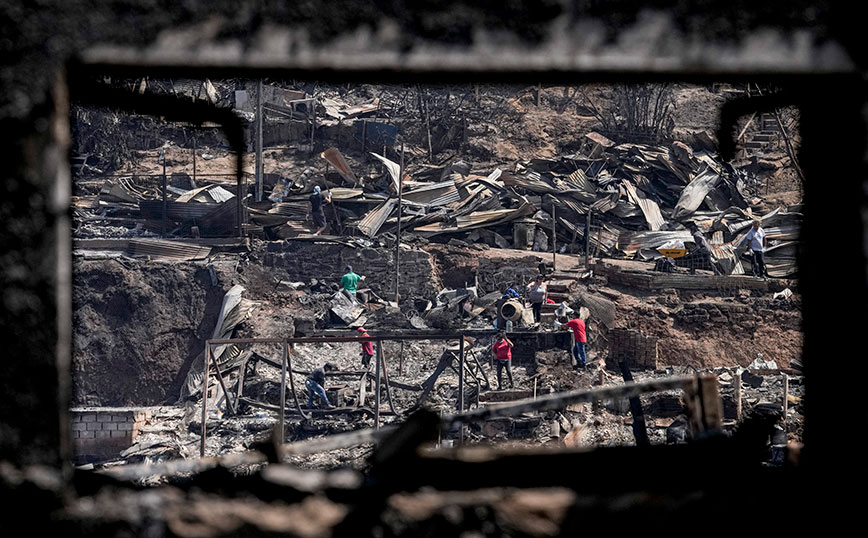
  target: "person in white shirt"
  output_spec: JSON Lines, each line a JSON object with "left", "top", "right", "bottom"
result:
{"left": 741, "top": 220, "right": 768, "bottom": 278}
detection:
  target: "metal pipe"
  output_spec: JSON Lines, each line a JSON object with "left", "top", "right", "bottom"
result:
{"left": 279, "top": 339, "right": 287, "bottom": 443}
{"left": 255, "top": 79, "right": 263, "bottom": 202}
{"left": 161, "top": 153, "right": 167, "bottom": 238}
{"left": 286, "top": 345, "right": 309, "bottom": 421}
{"left": 209, "top": 354, "right": 237, "bottom": 416}
{"left": 200, "top": 343, "right": 211, "bottom": 457}
{"left": 375, "top": 340, "right": 382, "bottom": 429}
{"left": 378, "top": 345, "right": 398, "bottom": 415}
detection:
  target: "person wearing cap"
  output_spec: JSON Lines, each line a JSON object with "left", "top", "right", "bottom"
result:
{"left": 491, "top": 332, "right": 514, "bottom": 390}
{"left": 341, "top": 265, "right": 365, "bottom": 300}
{"left": 306, "top": 362, "right": 337, "bottom": 409}
{"left": 564, "top": 315, "right": 588, "bottom": 369}
{"left": 309, "top": 185, "right": 332, "bottom": 235}
{"left": 526, "top": 274, "right": 548, "bottom": 323}
{"left": 357, "top": 327, "right": 374, "bottom": 368}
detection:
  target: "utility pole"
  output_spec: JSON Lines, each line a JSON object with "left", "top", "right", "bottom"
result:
{"left": 161, "top": 147, "right": 167, "bottom": 237}
{"left": 395, "top": 143, "right": 404, "bottom": 305}
{"left": 255, "top": 80, "right": 264, "bottom": 202}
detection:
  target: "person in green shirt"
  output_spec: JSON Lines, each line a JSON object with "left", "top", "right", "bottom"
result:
{"left": 341, "top": 265, "right": 365, "bottom": 299}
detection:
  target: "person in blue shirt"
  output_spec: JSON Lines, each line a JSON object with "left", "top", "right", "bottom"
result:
{"left": 740, "top": 220, "right": 768, "bottom": 279}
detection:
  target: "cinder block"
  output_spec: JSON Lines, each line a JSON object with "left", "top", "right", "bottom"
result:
{"left": 97, "top": 413, "right": 112, "bottom": 422}
{"left": 95, "top": 430, "right": 110, "bottom": 439}
{"left": 71, "top": 422, "right": 87, "bottom": 431}
{"left": 79, "top": 430, "right": 94, "bottom": 439}
{"left": 116, "top": 421, "right": 133, "bottom": 430}
{"left": 86, "top": 422, "right": 102, "bottom": 431}
{"left": 103, "top": 422, "right": 117, "bottom": 431}
{"left": 81, "top": 413, "right": 97, "bottom": 423}
{"left": 112, "top": 414, "right": 130, "bottom": 422}
{"left": 110, "top": 430, "right": 130, "bottom": 439}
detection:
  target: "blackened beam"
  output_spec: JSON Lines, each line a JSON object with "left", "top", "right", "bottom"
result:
{"left": 206, "top": 330, "right": 553, "bottom": 346}
{"left": 444, "top": 375, "right": 700, "bottom": 425}
{"left": 290, "top": 374, "right": 707, "bottom": 457}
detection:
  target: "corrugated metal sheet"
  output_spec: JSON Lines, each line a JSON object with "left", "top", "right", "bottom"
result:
{"left": 139, "top": 200, "right": 222, "bottom": 220}
{"left": 357, "top": 198, "right": 397, "bottom": 237}
{"left": 671, "top": 166, "right": 721, "bottom": 220}
{"left": 371, "top": 152, "right": 402, "bottom": 192}
{"left": 401, "top": 180, "right": 460, "bottom": 207}
{"left": 617, "top": 230, "right": 693, "bottom": 256}
{"left": 127, "top": 239, "right": 211, "bottom": 260}
{"left": 623, "top": 179, "right": 665, "bottom": 231}
{"left": 321, "top": 148, "right": 358, "bottom": 184}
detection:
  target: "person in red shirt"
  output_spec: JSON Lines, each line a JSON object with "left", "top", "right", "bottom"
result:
{"left": 563, "top": 316, "right": 587, "bottom": 369}
{"left": 357, "top": 327, "right": 374, "bottom": 368}
{"left": 491, "top": 332, "right": 514, "bottom": 390}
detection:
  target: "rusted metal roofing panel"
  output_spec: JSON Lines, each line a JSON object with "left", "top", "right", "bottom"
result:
{"left": 414, "top": 199, "right": 535, "bottom": 236}
{"left": 139, "top": 200, "right": 222, "bottom": 221}
{"left": 585, "top": 131, "right": 615, "bottom": 147}
{"left": 617, "top": 230, "right": 693, "bottom": 256}
{"left": 357, "top": 198, "right": 397, "bottom": 237}
{"left": 127, "top": 239, "right": 211, "bottom": 260}
{"left": 321, "top": 147, "right": 358, "bottom": 184}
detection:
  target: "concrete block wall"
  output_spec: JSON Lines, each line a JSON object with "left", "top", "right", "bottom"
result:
{"left": 264, "top": 242, "right": 441, "bottom": 299}
{"left": 70, "top": 408, "right": 154, "bottom": 463}
{"left": 607, "top": 328, "right": 658, "bottom": 371}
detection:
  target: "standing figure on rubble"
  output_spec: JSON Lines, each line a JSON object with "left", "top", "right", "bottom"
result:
{"left": 341, "top": 265, "right": 365, "bottom": 300}
{"left": 357, "top": 327, "right": 374, "bottom": 368}
{"left": 740, "top": 220, "right": 768, "bottom": 279}
{"left": 306, "top": 362, "right": 337, "bottom": 409}
{"left": 526, "top": 275, "right": 548, "bottom": 323}
{"left": 492, "top": 332, "right": 515, "bottom": 390}
{"left": 309, "top": 185, "right": 332, "bottom": 235}
{"left": 564, "top": 315, "right": 588, "bottom": 369}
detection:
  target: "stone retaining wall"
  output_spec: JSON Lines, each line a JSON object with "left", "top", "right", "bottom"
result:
{"left": 264, "top": 242, "right": 441, "bottom": 300}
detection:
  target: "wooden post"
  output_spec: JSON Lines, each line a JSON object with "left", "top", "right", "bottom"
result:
{"left": 619, "top": 361, "right": 650, "bottom": 447}
{"left": 255, "top": 80, "right": 264, "bottom": 202}
{"left": 585, "top": 210, "right": 591, "bottom": 266}
{"left": 375, "top": 340, "right": 382, "bottom": 430}
{"left": 279, "top": 340, "right": 288, "bottom": 443}
{"left": 200, "top": 343, "right": 211, "bottom": 457}
{"left": 551, "top": 202, "right": 557, "bottom": 271}
{"left": 192, "top": 135, "right": 197, "bottom": 186}
{"left": 424, "top": 89, "right": 433, "bottom": 161}
{"left": 399, "top": 340, "right": 405, "bottom": 376}
{"left": 782, "top": 374, "right": 789, "bottom": 424}
{"left": 458, "top": 336, "right": 465, "bottom": 444}
{"left": 685, "top": 374, "right": 723, "bottom": 437}
{"left": 734, "top": 368, "right": 742, "bottom": 421}
{"left": 395, "top": 143, "right": 404, "bottom": 305}
{"left": 310, "top": 98, "right": 316, "bottom": 156}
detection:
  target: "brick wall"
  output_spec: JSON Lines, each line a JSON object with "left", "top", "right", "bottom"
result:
{"left": 70, "top": 408, "right": 154, "bottom": 463}
{"left": 607, "top": 328, "right": 658, "bottom": 371}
